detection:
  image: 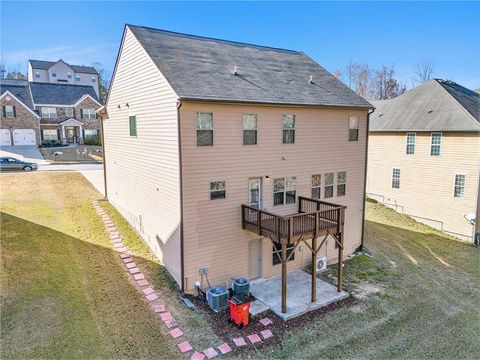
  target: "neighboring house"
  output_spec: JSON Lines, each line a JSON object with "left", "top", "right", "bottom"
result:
{"left": 0, "top": 79, "right": 41, "bottom": 146}
{"left": 0, "top": 79, "right": 102, "bottom": 146}
{"left": 367, "top": 79, "right": 480, "bottom": 243}
{"left": 102, "top": 25, "right": 373, "bottom": 297}
{"left": 28, "top": 59, "right": 100, "bottom": 97}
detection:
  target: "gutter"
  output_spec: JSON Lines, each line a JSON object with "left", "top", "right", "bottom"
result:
{"left": 177, "top": 100, "right": 185, "bottom": 292}
{"left": 360, "top": 108, "right": 375, "bottom": 251}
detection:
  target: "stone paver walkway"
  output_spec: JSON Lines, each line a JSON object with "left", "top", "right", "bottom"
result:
{"left": 93, "top": 200, "right": 276, "bottom": 358}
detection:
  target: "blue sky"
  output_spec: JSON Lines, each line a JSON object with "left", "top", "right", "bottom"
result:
{"left": 2, "top": 1, "right": 479, "bottom": 89}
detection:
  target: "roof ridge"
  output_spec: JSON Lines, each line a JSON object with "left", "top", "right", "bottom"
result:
{"left": 126, "top": 24, "right": 302, "bottom": 54}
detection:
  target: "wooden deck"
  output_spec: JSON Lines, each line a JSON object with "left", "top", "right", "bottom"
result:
{"left": 241, "top": 197, "right": 346, "bottom": 244}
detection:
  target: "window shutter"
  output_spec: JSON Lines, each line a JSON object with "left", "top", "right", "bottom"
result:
{"left": 13, "top": 106, "right": 16, "bottom": 117}
{"left": 40, "top": 130, "right": 44, "bottom": 141}
{"left": 57, "top": 129, "right": 61, "bottom": 140}
{"left": 80, "top": 109, "right": 84, "bottom": 119}
{"left": 2, "top": 106, "right": 5, "bottom": 117}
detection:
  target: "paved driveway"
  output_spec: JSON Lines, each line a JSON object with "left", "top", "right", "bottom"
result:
{"left": 0, "top": 146, "right": 48, "bottom": 164}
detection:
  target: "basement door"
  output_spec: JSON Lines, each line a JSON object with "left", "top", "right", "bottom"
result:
{"left": 249, "top": 239, "right": 262, "bottom": 280}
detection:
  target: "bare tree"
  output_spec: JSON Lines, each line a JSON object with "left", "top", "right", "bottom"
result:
{"left": 346, "top": 62, "right": 373, "bottom": 98}
{"left": 373, "top": 65, "right": 406, "bottom": 100}
{"left": 92, "top": 62, "right": 110, "bottom": 104}
{"left": 414, "top": 59, "right": 434, "bottom": 84}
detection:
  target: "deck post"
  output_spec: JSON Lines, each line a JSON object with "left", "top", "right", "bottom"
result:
{"left": 312, "top": 210, "right": 319, "bottom": 303}
{"left": 337, "top": 208, "right": 345, "bottom": 292}
{"left": 281, "top": 242, "right": 287, "bottom": 313}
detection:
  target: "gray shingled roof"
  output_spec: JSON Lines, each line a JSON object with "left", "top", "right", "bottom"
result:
{"left": 30, "top": 82, "right": 99, "bottom": 105}
{"left": 0, "top": 79, "right": 34, "bottom": 109}
{"left": 29, "top": 59, "right": 98, "bottom": 74}
{"left": 127, "top": 25, "right": 372, "bottom": 108}
{"left": 370, "top": 79, "right": 480, "bottom": 132}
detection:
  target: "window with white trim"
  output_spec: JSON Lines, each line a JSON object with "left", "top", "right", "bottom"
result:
{"left": 406, "top": 133, "right": 416, "bottom": 155}
{"left": 76, "top": 74, "right": 81, "bottom": 81}
{"left": 337, "top": 171, "right": 346, "bottom": 196}
{"left": 392, "top": 168, "right": 401, "bottom": 189}
{"left": 67, "top": 72, "right": 72, "bottom": 79}
{"left": 242, "top": 114, "right": 257, "bottom": 145}
{"left": 65, "top": 108, "right": 73, "bottom": 117}
{"left": 196, "top": 112, "right": 213, "bottom": 146}
{"left": 273, "top": 176, "right": 296, "bottom": 206}
{"left": 282, "top": 114, "right": 295, "bottom": 144}
{"left": 51, "top": 70, "right": 57, "bottom": 78}
{"left": 4, "top": 105, "right": 15, "bottom": 118}
{"left": 324, "top": 173, "right": 334, "bottom": 198}
{"left": 348, "top": 116, "right": 359, "bottom": 141}
{"left": 82, "top": 108, "right": 96, "bottom": 119}
{"left": 311, "top": 174, "right": 321, "bottom": 199}
{"left": 454, "top": 174, "right": 465, "bottom": 198}
{"left": 35, "top": 71, "right": 40, "bottom": 78}
{"left": 42, "top": 129, "right": 58, "bottom": 141}
{"left": 41, "top": 107, "right": 57, "bottom": 118}
{"left": 272, "top": 243, "right": 295, "bottom": 266}
{"left": 431, "top": 133, "right": 442, "bottom": 156}
{"left": 210, "top": 181, "right": 226, "bottom": 200}
{"left": 91, "top": 76, "right": 96, "bottom": 83}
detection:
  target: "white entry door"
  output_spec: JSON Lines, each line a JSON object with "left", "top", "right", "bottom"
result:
{"left": 13, "top": 129, "right": 36, "bottom": 145}
{"left": 248, "top": 178, "right": 263, "bottom": 209}
{"left": 0, "top": 129, "right": 11, "bottom": 146}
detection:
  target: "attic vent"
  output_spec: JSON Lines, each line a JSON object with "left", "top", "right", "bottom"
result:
{"left": 309, "top": 75, "right": 314, "bottom": 84}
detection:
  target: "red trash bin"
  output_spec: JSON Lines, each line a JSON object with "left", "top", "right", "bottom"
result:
{"left": 228, "top": 294, "right": 252, "bottom": 327}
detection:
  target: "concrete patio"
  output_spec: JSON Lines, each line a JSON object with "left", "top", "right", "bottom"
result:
{"left": 250, "top": 270, "right": 349, "bottom": 320}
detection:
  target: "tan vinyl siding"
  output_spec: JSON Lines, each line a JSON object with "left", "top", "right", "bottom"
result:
{"left": 367, "top": 131, "right": 480, "bottom": 241}
{"left": 180, "top": 102, "right": 368, "bottom": 292}
{"left": 104, "top": 27, "right": 182, "bottom": 283}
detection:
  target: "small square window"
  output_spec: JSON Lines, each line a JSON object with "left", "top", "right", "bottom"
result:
{"left": 243, "top": 114, "right": 257, "bottom": 145}
{"left": 210, "top": 181, "right": 226, "bottom": 200}
{"left": 454, "top": 174, "right": 465, "bottom": 198}
{"left": 35, "top": 71, "right": 40, "bottom": 78}
{"left": 65, "top": 108, "right": 73, "bottom": 117}
{"left": 51, "top": 70, "right": 57, "bottom": 78}
{"left": 4, "top": 105, "right": 15, "bottom": 118}
{"left": 348, "top": 116, "right": 359, "bottom": 141}
{"left": 196, "top": 112, "right": 213, "bottom": 146}
{"left": 67, "top": 72, "right": 72, "bottom": 79}
{"left": 282, "top": 114, "right": 295, "bottom": 144}
{"left": 91, "top": 76, "right": 96, "bottom": 83}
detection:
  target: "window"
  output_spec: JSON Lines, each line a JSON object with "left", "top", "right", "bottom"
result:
{"left": 243, "top": 114, "right": 257, "bottom": 145}
{"left": 4, "top": 105, "right": 15, "bottom": 118}
{"left": 42, "top": 129, "right": 58, "bottom": 141}
{"left": 65, "top": 108, "right": 73, "bottom": 117}
{"left": 91, "top": 76, "right": 96, "bottom": 83}
{"left": 76, "top": 74, "right": 81, "bottom": 81}
{"left": 67, "top": 72, "right": 72, "bottom": 79}
{"left": 273, "top": 176, "right": 296, "bottom": 206}
{"left": 311, "top": 175, "right": 321, "bottom": 199}
{"left": 392, "top": 168, "right": 401, "bottom": 189}
{"left": 454, "top": 174, "right": 465, "bottom": 198}
{"left": 431, "top": 133, "right": 442, "bottom": 156}
{"left": 282, "top": 114, "right": 295, "bottom": 144}
{"left": 84, "top": 129, "right": 98, "bottom": 140}
{"left": 35, "top": 71, "right": 40, "bottom": 78}
{"left": 51, "top": 70, "right": 57, "bottom": 78}
{"left": 196, "top": 112, "right": 213, "bottom": 146}
{"left": 210, "top": 181, "right": 226, "bottom": 200}
{"left": 406, "top": 133, "right": 416, "bottom": 155}
{"left": 41, "top": 107, "right": 57, "bottom": 118}
{"left": 82, "top": 109, "right": 96, "bottom": 120}
{"left": 129, "top": 115, "right": 137, "bottom": 136}
{"left": 272, "top": 243, "right": 295, "bottom": 266}
{"left": 324, "top": 173, "right": 334, "bottom": 198}
{"left": 348, "top": 116, "right": 359, "bottom": 141}
{"left": 337, "top": 171, "right": 346, "bottom": 196}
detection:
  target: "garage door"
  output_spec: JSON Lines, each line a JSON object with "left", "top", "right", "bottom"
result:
{"left": 0, "top": 129, "right": 11, "bottom": 146}
{"left": 13, "top": 129, "right": 37, "bottom": 146}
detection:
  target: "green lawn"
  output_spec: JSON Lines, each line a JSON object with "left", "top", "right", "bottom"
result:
{"left": 1, "top": 173, "right": 479, "bottom": 359}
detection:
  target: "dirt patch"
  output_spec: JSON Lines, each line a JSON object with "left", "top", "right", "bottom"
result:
{"left": 353, "top": 281, "right": 384, "bottom": 299}
{"left": 187, "top": 294, "right": 355, "bottom": 355}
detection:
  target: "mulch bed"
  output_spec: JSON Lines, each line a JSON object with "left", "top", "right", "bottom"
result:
{"left": 187, "top": 293, "right": 356, "bottom": 355}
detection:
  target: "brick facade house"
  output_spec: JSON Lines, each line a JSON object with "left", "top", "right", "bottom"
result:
{"left": 1, "top": 79, "right": 102, "bottom": 146}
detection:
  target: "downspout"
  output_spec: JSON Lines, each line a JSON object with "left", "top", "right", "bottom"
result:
{"left": 177, "top": 100, "right": 185, "bottom": 292}
{"left": 100, "top": 111, "right": 108, "bottom": 199}
{"left": 360, "top": 108, "right": 375, "bottom": 251}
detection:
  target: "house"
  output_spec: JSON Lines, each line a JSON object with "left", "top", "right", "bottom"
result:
{"left": 1, "top": 79, "right": 102, "bottom": 146}
{"left": 367, "top": 79, "right": 480, "bottom": 243}
{"left": 101, "top": 25, "right": 373, "bottom": 309}
{"left": 28, "top": 59, "right": 100, "bottom": 97}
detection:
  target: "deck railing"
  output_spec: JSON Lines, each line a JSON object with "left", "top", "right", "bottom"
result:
{"left": 241, "top": 196, "right": 346, "bottom": 244}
